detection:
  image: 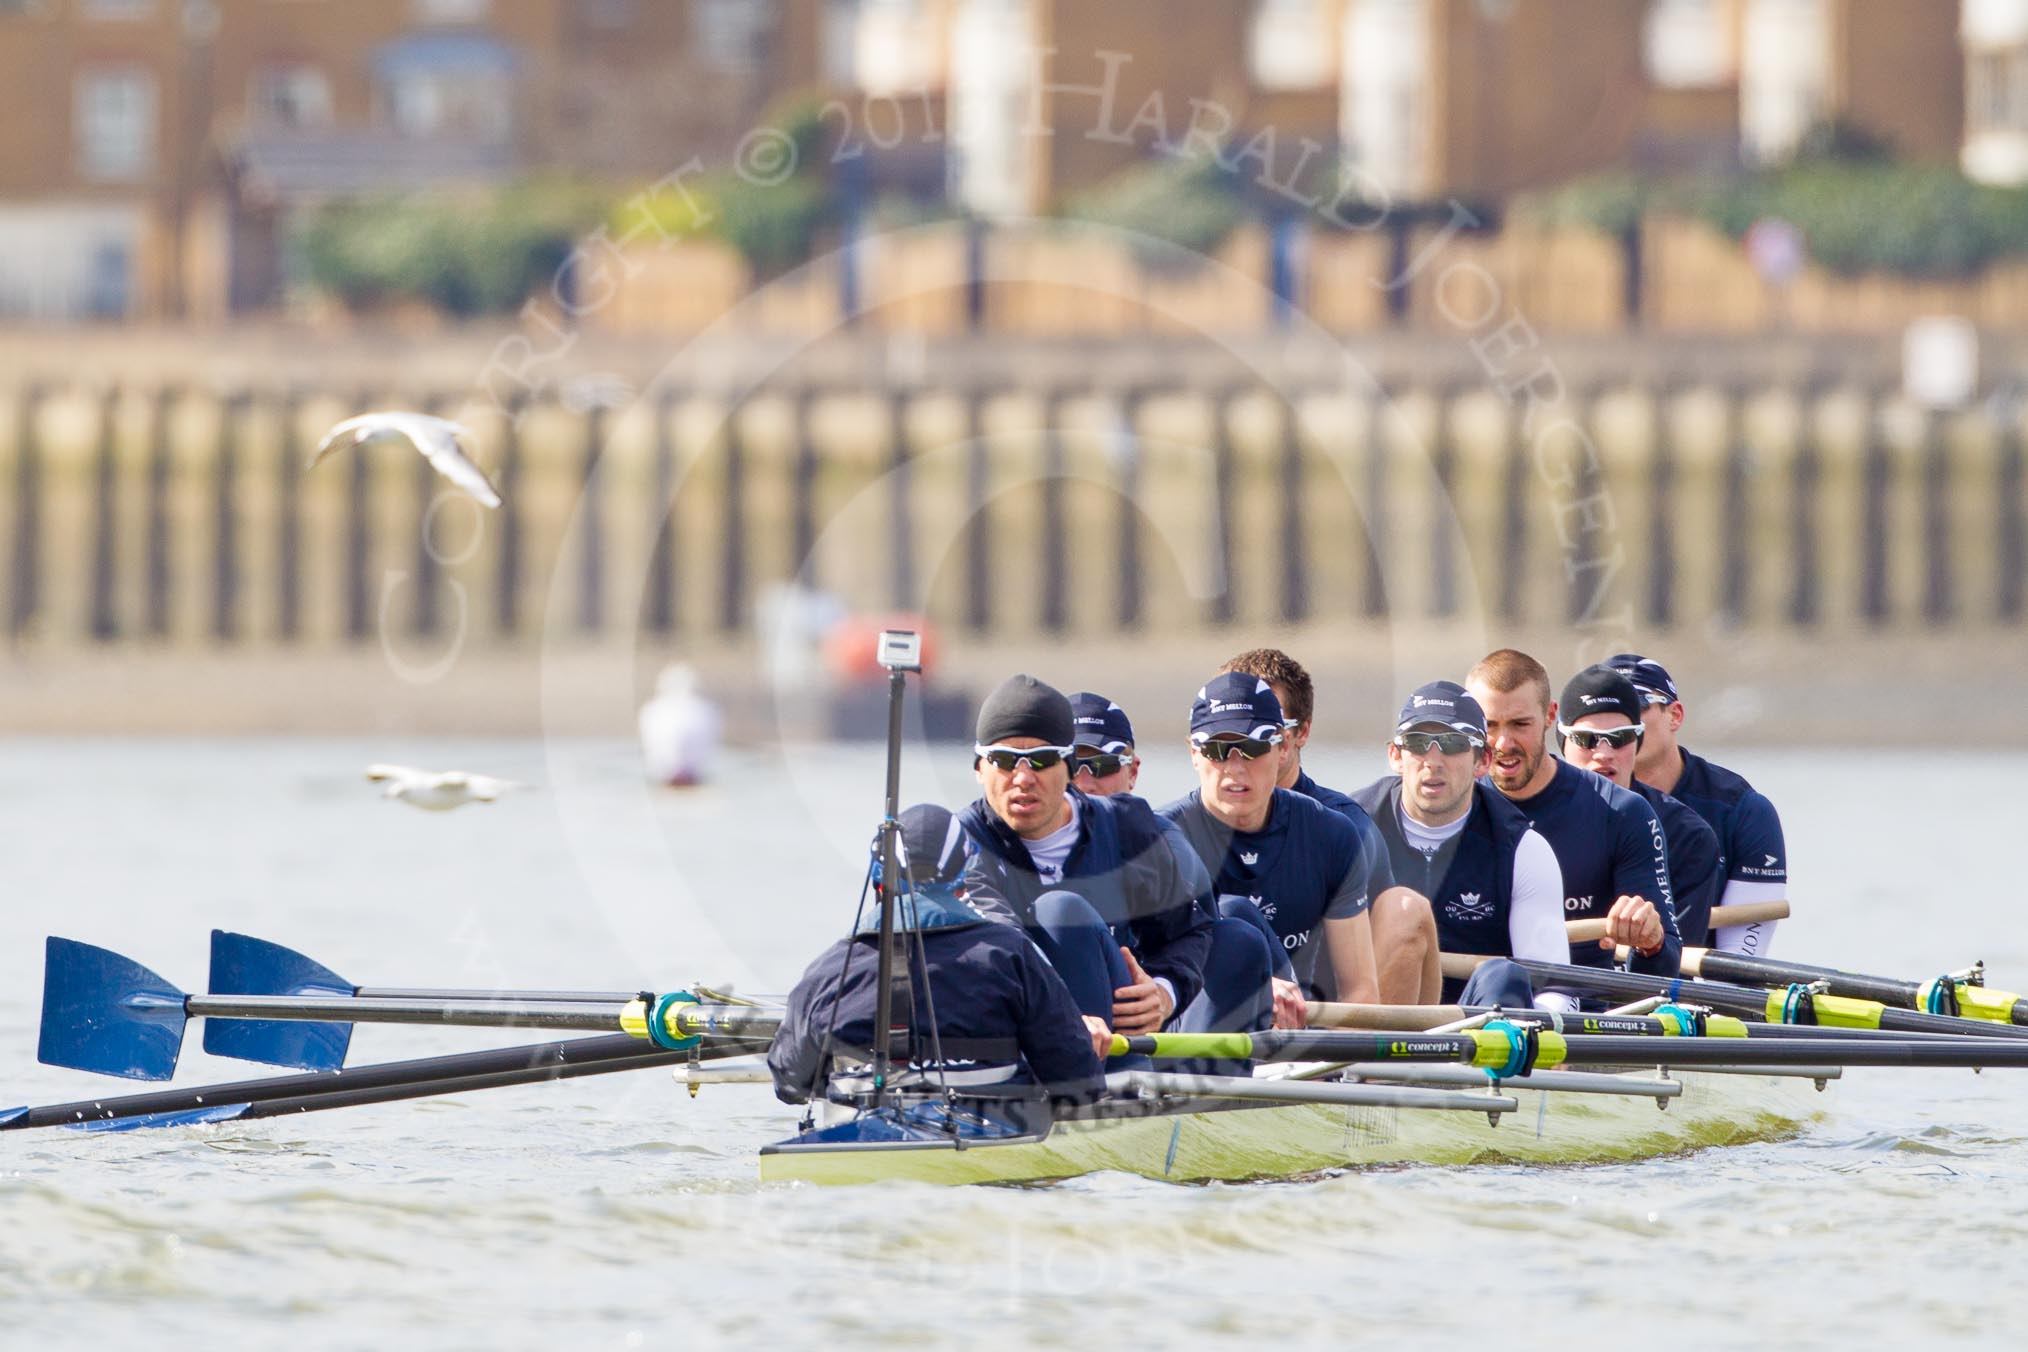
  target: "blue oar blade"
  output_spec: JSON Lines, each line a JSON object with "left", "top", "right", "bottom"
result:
{"left": 204, "top": 931, "right": 355, "bottom": 1072}
{"left": 0, "top": 1107, "right": 25, "bottom": 1127}
{"left": 65, "top": 1103, "right": 251, "bottom": 1132}
{"left": 38, "top": 937, "right": 188, "bottom": 1081}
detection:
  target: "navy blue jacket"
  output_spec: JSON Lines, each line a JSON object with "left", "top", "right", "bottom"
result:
{"left": 768, "top": 909, "right": 1103, "bottom": 1106}
{"left": 1497, "top": 758, "right": 1681, "bottom": 976}
{"left": 960, "top": 790, "right": 1215, "bottom": 1013}
{"left": 1353, "top": 776, "right": 1533, "bottom": 999}
{"left": 1634, "top": 779, "right": 1723, "bottom": 948}
{"left": 1159, "top": 788, "right": 1371, "bottom": 995}
{"left": 1292, "top": 769, "right": 1397, "bottom": 902}
{"left": 1668, "top": 749, "right": 1788, "bottom": 892}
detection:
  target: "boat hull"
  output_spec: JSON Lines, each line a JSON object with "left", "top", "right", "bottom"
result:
{"left": 757, "top": 1070, "right": 1828, "bottom": 1187}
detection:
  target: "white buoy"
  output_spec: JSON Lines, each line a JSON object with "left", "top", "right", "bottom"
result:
{"left": 639, "top": 664, "right": 722, "bottom": 787}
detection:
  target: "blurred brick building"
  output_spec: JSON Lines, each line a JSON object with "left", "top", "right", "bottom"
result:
{"left": 0, "top": 0, "right": 2012, "bottom": 321}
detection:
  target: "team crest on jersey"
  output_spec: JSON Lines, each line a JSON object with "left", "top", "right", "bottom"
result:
{"left": 1446, "top": 891, "right": 1494, "bottom": 922}
{"left": 1254, "top": 896, "right": 1274, "bottom": 920}
{"left": 1240, "top": 850, "right": 1258, "bottom": 866}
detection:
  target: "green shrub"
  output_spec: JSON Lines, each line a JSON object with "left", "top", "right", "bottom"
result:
{"left": 1062, "top": 156, "right": 1249, "bottom": 271}
{"left": 1524, "top": 151, "right": 2028, "bottom": 280}
{"left": 297, "top": 179, "right": 608, "bottom": 316}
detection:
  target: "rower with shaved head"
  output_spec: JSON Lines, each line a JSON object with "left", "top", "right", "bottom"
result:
{"left": 1218, "top": 648, "right": 1441, "bottom": 1005}
{"left": 1608, "top": 653, "right": 1789, "bottom": 957}
{"left": 1464, "top": 649, "right": 1680, "bottom": 981}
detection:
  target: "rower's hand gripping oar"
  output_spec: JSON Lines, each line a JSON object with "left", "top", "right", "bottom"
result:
{"left": 37, "top": 936, "right": 775, "bottom": 1082}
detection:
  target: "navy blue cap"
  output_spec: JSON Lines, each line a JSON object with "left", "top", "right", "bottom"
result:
{"left": 1605, "top": 653, "right": 1681, "bottom": 705}
{"left": 873, "top": 803, "right": 976, "bottom": 887}
{"left": 1559, "top": 666, "right": 1643, "bottom": 726}
{"left": 1395, "top": 680, "right": 1486, "bottom": 738}
{"left": 1068, "top": 692, "right": 1135, "bottom": 753}
{"left": 1190, "top": 673, "right": 1285, "bottom": 742}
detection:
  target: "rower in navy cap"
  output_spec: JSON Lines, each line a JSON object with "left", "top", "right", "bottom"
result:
{"left": 1161, "top": 672, "right": 1381, "bottom": 1029}
{"left": 1608, "top": 652, "right": 1789, "bottom": 957}
{"left": 1352, "top": 679, "right": 1575, "bottom": 1010}
{"left": 1067, "top": 692, "right": 1141, "bottom": 797}
{"left": 768, "top": 803, "right": 1109, "bottom": 1111}
{"left": 1557, "top": 665, "right": 1724, "bottom": 950}
{"left": 1219, "top": 647, "right": 1441, "bottom": 1004}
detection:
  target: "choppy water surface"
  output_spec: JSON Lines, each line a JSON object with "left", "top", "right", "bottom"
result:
{"left": 4, "top": 738, "right": 2026, "bottom": 1349}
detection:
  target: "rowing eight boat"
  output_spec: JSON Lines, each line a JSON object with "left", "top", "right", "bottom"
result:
{"left": 755, "top": 1065, "right": 1833, "bottom": 1187}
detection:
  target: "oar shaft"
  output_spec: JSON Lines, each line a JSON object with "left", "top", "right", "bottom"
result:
{"left": 7, "top": 1033, "right": 639, "bottom": 1130}
{"left": 1124, "top": 1026, "right": 2028, "bottom": 1072}
{"left": 1308, "top": 1000, "right": 1980, "bottom": 1042}
{"left": 1686, "top": 951, "right": 2027, "bottom": 1026}
{"left": 227, "top": 1041, "right": 776, "bottom": 1123}
{"left": 358, "top": 987, "right": 637, "bottom": 1004}
{"left": 185, "top": 994, "right": 631, "bottom": 1031}
{"left": 1441, "top": 955, "right": 2028, "bottom": 1041}
{"left": 1558, "top": 1035, "right": 2028, "bottom": 1070}
{"left": 177, "top": 995, "right": 783, "bottom": 1041}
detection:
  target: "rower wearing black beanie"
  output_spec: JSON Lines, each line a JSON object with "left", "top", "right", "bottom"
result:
{"left": 959, "top": 674, "right": 1241, "bottom": 1048}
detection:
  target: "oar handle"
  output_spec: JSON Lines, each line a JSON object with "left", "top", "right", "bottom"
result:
{"left": 1565, "top": 898, "right": 1789, "bottom": 944}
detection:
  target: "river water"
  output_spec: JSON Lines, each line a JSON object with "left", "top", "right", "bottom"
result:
{"left": 3, "top": 737, "right": 2024, "bottom": 1349}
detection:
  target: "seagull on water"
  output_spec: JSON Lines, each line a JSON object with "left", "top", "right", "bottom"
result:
{"left": 366, "top": 763, "right": 529, "bottom": 811}
{"left": 313, "top": 412, "right": 503, "bottom": 508}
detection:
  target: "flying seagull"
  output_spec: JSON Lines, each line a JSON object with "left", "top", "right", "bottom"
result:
{"left": 312, "top": 412, "right": 503, "bottom": 508}
{"left": 365, "top": 763, "right": 529, "bottom": 811}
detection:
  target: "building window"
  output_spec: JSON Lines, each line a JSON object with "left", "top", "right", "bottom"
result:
{"left": 412, "top": 0, "right": 487, "bottom": 24}
{"left": 826, "top": 0, "right": 936, "bottom": 93}
{"left": 1341, "top": 0, "right": 1430, "bottom": 197}
{"left": 1969, "top": 47, "right": 2028, "bottom": 133}
{"left": 74, "top": 67, "right": 156, "bottom": 181}
{"left": 1249, "top": 0, "right": 1330, "bottom": 91}
{"left": 694, "top": 0, "right": 770, "bottom": 71}
{"left": 580, "top": 0, "right": 633, "bottom": 29}
{"left": 1740, "top": 0, "right": 1829, "bottom": 164}
{"left": 1645, "top": 0, "right": 1732, "bottom": 88}
{"left": 949, "top": 0, "right": 1034, "bottom": 217}
{"left": 249, "top": 64, "right": 334, "bottom": 130}
{"left": 383, "top": 72, "right": 513, "bottom": 140}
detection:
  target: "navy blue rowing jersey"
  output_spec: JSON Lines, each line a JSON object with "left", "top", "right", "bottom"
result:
{"left": 1668, "top": 748, "right": 1787, "bottom": 889}
{"left": 1160, "top": 788, "right": 1370, "bottom": 992}
{"left": 1634, "top": 779, "right": 1723, "bottom": 948}
{"left": 1292, "top": 769, "right": 1397, "bottom": 902}
{"left": 1497, "top": 758, "right": 1680, "bottom": 976}
{"left": 1351, "top": 776, "right": 1532, "bottom": 973}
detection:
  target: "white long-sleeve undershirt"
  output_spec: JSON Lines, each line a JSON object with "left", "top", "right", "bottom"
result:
{"left": 1712, "top": 878, "right": 1786, "bottom": 957}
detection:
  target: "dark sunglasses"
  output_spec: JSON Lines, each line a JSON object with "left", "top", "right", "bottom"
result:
{"left": 1394, "top": 730, "right": 1481, "bottom": 756}
{"left": 1195, "top": 736, "right": 1278, "bottom": 762}
{"left": 975, "top": 743, "right": 1074, "bottom": 772}
{"left": 1072, "top": 753, "right": 1134, "bottom": 778}
{"left": 1559, "top": 723, "right": 1643, "bottom": 751}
